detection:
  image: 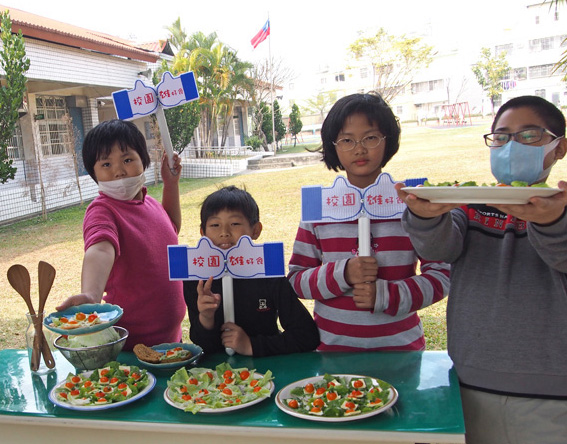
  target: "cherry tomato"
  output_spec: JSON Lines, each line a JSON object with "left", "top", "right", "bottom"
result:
{"left": 326, "top": 392, "right": 338, "bottom": 401}
{"left": 58, "top": 392, "right": 68, "bottom": 399}
{"left": 87, "top": 314, "right": 98, "bottom": 323}
{"left": 71, "top": 376, "right": 81, "bottom": 384}
{"left": 249, "top": 379, "right": 258, "bottom": 387}
{"left": 253, "top": 386, "right": 261, "bottom": 392}
{"left": 288, "top": 399, "right": 299, "bottom": 409}
{"left": 223, "top": 370, "right": 233, "bottom": 379}
{"left": 188, "top": 378, "right": 199, "bottom": 385}
{"left": 75, "top": 312, "right": 86, "bottom": 321}
{"left": 110, "top": 377, "right": 119, "bottom": 384}
{"left": 222, "top": 388, "right": 233, "bottom": 396}
{"left": 99, "top": 376, "right": 109, "bottom": 384}
{"left": 312, "top": 398, "right": 324, "bottom": 408}
{"left": 65, "top": 382, "right": 75, "bottom": 389}
{"left": 59, "top": 317, "right": 69, "bottom": 323}
{"left": 180, "top": 385, "right": 188, "bottom": 393}
{"left": 100, "top": 369, "right": 109, "bottom": 376}
{"left": 353, "top": 380, "right": 364, "bottom": 389}
{"left": 304, "top": 383, "right": 315, "bottom": 394}
{"left": 182, "top": 394, "right": 192, "bottom": 401}
{"left": 310, "top": 407, "right": 322, "bottom": 414}
{"left": 315, "top": 387, "right": 326, "bottom": 396}
{"left": 239, "top": 370, "right": 250, "bottom": 380}
{"left": 217, "top": 383, "right": 227, "bottom": 390}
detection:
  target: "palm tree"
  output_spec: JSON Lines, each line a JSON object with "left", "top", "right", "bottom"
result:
{"left": 166, "top": 26, "right": 253, "bottom": 148}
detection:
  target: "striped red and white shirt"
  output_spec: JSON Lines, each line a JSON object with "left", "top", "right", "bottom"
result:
{"left": 288, "top": 218, "right": 450, "bottom": 351}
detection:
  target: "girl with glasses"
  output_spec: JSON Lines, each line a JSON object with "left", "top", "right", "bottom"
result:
{"left": 288, "top": 92, "right": 450, "bottom": 352}
{"left": 397, "top": 95, "right": 567, "bottom": 444}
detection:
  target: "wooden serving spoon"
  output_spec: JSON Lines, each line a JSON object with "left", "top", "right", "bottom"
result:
{"left": 38, "top": 261, "right": 56, "bottom": 369}
{"left": 7, "top": 264, "right": 40, "bottom": 371}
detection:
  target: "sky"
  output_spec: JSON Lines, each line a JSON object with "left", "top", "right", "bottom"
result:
{"left": 4, "top": 0, "right": 525, "bottom": 76}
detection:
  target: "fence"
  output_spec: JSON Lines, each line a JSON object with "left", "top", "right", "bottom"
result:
{"left": 0, "top": 146, "right": 259, "bottom": 226}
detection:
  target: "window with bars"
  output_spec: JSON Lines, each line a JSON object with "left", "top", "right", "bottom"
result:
{"left": 35, "top": 96, "right": 70, "bottom": 156}
{"left": 528, "top": 64, "right": 554, "bottom": 78}
{"left": 7, "top": 121, "right": 24, "bottom": 160}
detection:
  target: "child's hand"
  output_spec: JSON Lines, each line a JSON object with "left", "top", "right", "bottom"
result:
{"left": 56, "top": 293, "right": 101, "bottom": 311}
{"left": 161, "top": 151, "right": 182, "bottom": 182}
{"left": 395, "top": 183, "right": 460, "bottom": 218}
{"left": 345, "top": 256, "right": 378, "bottom": 285}
{"left": 197, "top": 277, "right": 221, "bottom": 329}
{"left": 353, "top": 282, "right": 377, "bottom": 310}
{"left": 492, "top": 181, "right": 567, "bottom": 225}
{"left": 221, "top": 322, "right": 253, "bottom": 356}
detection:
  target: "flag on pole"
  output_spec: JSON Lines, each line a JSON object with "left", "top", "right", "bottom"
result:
{"left": 251, "top": 19, "right": 270, "bottom": 49}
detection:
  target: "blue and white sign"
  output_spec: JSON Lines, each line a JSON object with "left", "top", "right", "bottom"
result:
{"left": 301, "top": 173, "right": 426, "bottom": 223}
{"left": 113, "top": 71, "right": 199, "bottom": 120}
{"left": 168, "top": 235, "right": 285, "bottom": 281}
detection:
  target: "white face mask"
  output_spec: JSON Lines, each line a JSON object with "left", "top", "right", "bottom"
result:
{"left": 98, "top": 173, "right": 146, "bottom": 201}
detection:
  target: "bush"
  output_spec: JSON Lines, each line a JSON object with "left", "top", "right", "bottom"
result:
{"left": 245, "top": 136, "right": 263, "bottom": 151}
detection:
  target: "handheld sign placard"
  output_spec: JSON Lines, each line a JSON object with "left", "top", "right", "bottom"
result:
{"left": 167, "top": 235, "right": 285, "bottom": 356}
{"left": 301, "top": 173, "right": 426, "bottom": 256}
{"left": 167, "top": 236, "right": 285, "bottom": 280}
{"left": 112, "top": 71, "right": 199, "bottom": 170}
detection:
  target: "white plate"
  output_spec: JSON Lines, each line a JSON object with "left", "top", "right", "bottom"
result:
{"left": 164, "top": 372, "right": 274, "bottom": 413}
{"left": 402, "top": 186, "right": 561, "bottom": 204}
{"left": 44, "top": 303, "right": 123, "bottom": 335}
{"left": 135, "top": 343, "right": 203, "bottom": 370}
{"left": 48, "top": 370, "right": 156, "bottom": 411}
{"left": 275, "top": 374, "right": 398, "bottom": 422}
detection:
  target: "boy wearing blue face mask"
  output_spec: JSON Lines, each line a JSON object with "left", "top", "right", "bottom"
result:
{"left": 395, "top": 96, "right": 567, "bottom": 444}
{"left": 57, "top": 120, "right": 186, "bottom": 350}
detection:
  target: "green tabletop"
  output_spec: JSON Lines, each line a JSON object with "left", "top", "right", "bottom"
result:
{"left": 0, "top": 348, "right": 464, "bottom": 436}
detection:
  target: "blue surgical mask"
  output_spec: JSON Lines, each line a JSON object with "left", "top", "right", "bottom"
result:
{"left": 490, "top": 138, "right": 561, "bottom": 185}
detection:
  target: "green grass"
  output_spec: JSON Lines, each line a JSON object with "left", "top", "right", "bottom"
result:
{"left": 3, "top": 118, "right": 566, "bottom": 351}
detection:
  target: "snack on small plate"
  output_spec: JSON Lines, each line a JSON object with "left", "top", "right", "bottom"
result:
{"left": 134, "top": 344, "right": 192, "bottom": 364}
{"left": 49, "top": 311, "right": 102, "bottom": 329}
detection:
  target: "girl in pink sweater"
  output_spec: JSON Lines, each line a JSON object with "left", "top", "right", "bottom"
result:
{"left": 57, "top": 120, "right": 185, "bottom": 350}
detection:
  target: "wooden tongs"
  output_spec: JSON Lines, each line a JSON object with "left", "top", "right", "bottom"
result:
{"left": 7, "top": 261, "right": 57, "bottom": 371}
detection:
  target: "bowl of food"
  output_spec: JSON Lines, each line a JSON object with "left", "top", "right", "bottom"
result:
{"left": 54, "top": 326, "right": 128, "bottom": 371}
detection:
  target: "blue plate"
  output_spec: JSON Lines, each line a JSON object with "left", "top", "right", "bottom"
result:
{"left": 135, "top": 343, "right": 203, "bottom": 370}
{"left": 44, "top": 303, "right": 123, "bottom": 335}
{"left": 49, "top": 371, "right": 156, "bottom": 411}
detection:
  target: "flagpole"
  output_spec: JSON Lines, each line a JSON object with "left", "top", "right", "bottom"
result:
{"left": 268, "top": 14, "right": 276, "bottom": 152}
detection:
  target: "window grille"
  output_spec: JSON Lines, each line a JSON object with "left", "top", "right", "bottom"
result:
{"left": 7, "top": 121, "right": 24, "bottom": 160}
{"left": 35, "top": 96, "right": 70, "bottom": 156}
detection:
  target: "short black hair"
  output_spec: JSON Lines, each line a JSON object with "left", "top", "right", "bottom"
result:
{"left": 82, "top": 119, "right": 151, "bottom": 182}
{"left": 492, "top": 95, "right": 566, "bottom": 137}
{"left": 320, "top": 92, "right": 401, "bottom": 172}
{"left": 200, "top": 185, "right": 260, "bottom": 233}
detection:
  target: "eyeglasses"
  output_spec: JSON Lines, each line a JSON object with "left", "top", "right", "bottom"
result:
{"left": 333, "top": 135, "right": 386, "bottom": 152}
{"left": 483, "top": 127, "right": 558, "bottom": 147}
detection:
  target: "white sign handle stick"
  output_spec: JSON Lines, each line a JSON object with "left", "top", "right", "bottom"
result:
{"left": 222, "top": 275, "right": 235, "bottom": 356}
{"left": 154, "top": 106, "right": 177, "bottom": 173}
{"left": 358, "top": 213, "right": 371, "bottom": 257}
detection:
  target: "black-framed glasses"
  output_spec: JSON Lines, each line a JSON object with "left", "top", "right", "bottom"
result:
{"left": 483, "top": 127, "right": 558, "bottom": 147}
{"left": 332, "top": 135, "right": 386, "bottom": 152}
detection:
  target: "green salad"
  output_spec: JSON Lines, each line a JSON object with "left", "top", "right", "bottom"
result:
{"left": 166, "top": 362, "right": 273, "bottom": 414}
{"left": 53, "top": 361, "right": 150, "bottom": 406}
{"left": 282, "top": 373, "right": 393, "bottom": 417}
{"left": 421, "top": 180, "right": 550, "bottom": 188}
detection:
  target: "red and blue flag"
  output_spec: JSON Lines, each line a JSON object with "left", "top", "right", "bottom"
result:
{"left": 251, "top": 20, "right": 270, "bottom": 49}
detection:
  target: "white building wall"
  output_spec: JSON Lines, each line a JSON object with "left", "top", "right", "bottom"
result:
{"left": 24, "top": 39, "right": 148, "bottom": 88}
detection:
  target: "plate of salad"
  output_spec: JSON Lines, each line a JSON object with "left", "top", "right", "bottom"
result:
{"left": 164, "top": 362, "right": 274, "bottom": 414}
{"left": 44, "top": 303, "right": 123, "bottom": 335}
{"left": 275, "top": 373, "right": 398, "bottom": 422}
{"left": 49, "top": 361, "right": 155, "bottom": 411}
{"left": 402, "top": 180, "right": 561, "bottom": 204}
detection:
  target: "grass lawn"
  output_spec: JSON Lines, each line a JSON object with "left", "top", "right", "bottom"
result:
{"left": 2, "top": 118, "right": 566, "bottom": 350}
